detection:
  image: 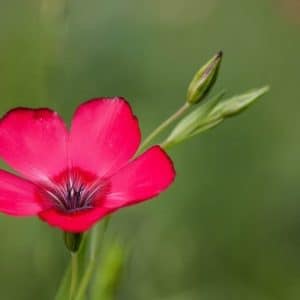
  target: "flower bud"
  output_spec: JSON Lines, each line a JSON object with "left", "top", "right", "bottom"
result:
{"left": 163, "top": 86, "right": 269, "bottom": 148}
{"left": 64, "top": 232, "right": 83, "bottom": 253}
{"left": 187, "top": 51, "right": 223, "bottom": 104}
{"left": 164, "top": 92, "right": 224, "bottom": 148}
{"left": 209, "top": 86, "right": 270, "bottom": 118}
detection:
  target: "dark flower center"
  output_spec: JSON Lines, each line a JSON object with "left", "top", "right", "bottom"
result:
{"left": 42, "top": 171, "right": 107, "bottom": 213}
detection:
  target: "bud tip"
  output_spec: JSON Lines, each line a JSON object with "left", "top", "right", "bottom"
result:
{"left": 217, "top": 50, "right": 223, "bottom": 58}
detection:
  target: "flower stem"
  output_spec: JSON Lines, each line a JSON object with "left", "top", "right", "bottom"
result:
{"left": 74, "top": 262, "right": 93, "bottom": 300}
{"left": 74, "top": 217, "right": 110, "bottom": 300}
{"left": 139, "top": 102, "right": 190, "bottom": 152}
{"left": 70, "top": 253, "right": 78, "bottom": 300}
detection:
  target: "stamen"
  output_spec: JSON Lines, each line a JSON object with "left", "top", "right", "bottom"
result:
{"left": 43, "top": 172, "right": 106, "bottom": 213}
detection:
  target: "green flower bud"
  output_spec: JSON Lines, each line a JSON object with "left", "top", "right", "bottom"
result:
{"left": 163, "top": 86, "right": 269, "bottom": 148}
{"left": 187, "top": 51, "right": 223, "bottom": 104}
{"left": 165, "top": 92, "right": 225, "bottom": 148}
{"left": 209, "top": 86, "right": 270, "bottom": 118}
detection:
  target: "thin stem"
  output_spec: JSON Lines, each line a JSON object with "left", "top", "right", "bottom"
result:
{"left": 160, "top": 140, "right": 172, "bottom": 151}
{"left": 70, "top": 253, "right": 78, "bottom": 300}
{"left": 139, "top": 102, "right": 190, "bottom": 152}
{"left": 74, "top": 263, "right": 93, "bottom": 300}
{"left": 74, "top": 217, "right": 111, "bottom": 300}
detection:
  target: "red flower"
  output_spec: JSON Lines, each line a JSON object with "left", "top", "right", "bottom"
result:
{"left": 0, "top": 98, "right": 175, "bottom": 232}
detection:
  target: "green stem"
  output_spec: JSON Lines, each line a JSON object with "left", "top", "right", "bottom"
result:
{"left": 160, "top": 140, "right": 172, "bottom": 150}
{"left": 139, "top": 102, "right": 190, "bottom": 152}
{"left": 70, "top": 253, "right": 78, "bottom": 300}
{"left": 74, "top": 217, "right": 111, "bottom": 300}
{"left": 74, "top": 263, "right": 93, "bottom": 300}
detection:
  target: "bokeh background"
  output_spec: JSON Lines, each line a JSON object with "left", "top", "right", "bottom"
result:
{"left": 0, "top": 0, "right": 299, "bottom": 299}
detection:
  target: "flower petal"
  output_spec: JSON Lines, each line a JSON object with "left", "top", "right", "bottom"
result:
{"left": 0, "top": 169, "right": 47, "bottom": 216}
{"left": 69, "top": 98, "right": 141, "bottom": 178}
{"left": 0, "top": 108, "right": 68, "bottom": 182}
{"left": 104, "top": 146, "right": 175, "bottom": 209}
{"left": 39, "top": 207, "right": 113, "bottom": 233}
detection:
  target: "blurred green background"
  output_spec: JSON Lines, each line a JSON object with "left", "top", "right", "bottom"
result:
{"left": 0, "top": 0, "right": 299, "bottom": 299}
